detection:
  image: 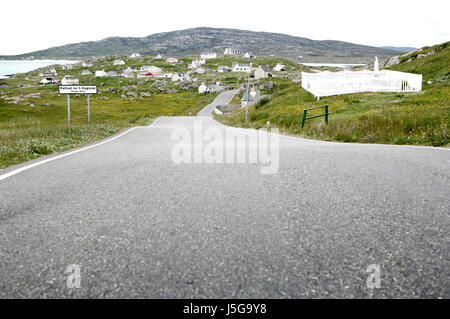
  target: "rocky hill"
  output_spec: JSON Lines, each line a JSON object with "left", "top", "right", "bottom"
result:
{"left": 2, "top": 27, "right": 397, "bottom": 63}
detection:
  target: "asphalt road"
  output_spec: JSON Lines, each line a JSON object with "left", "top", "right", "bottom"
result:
{"left": 197, "top": 90, "right": 240, "bottom": 116}
{"left": 0, "top": 94, "right": 449, "bottom": 298}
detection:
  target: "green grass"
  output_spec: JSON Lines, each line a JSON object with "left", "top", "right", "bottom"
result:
{"left": 0, "top": 87, "right": 217, "bottom": 169}
{"left": 215, "top": 42, "right": 450, "bottom": 147}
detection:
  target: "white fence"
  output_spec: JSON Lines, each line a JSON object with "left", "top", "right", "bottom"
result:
{"left": 302, "top": 70, "right": 422, "bottom": 98}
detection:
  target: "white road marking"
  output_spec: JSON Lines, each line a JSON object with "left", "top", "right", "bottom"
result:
{"left": 0, "top": 117, "right": 162, "bottom": 182}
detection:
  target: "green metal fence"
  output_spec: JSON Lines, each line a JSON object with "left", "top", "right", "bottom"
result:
{"left": 301, "top": 105, "right": 329, "bottom": 128}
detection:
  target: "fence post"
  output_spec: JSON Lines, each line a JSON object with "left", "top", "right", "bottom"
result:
{"left": 325, "top": 105, "right": 328, "bottom": 125}
{"left": 301, "top": 109, "right": 307, "bottom": 129}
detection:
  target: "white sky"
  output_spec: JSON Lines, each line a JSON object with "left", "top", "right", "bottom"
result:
{"left": 1, "top": 0, "right": 449, "bottom": 55}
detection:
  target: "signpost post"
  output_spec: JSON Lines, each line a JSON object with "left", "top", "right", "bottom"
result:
{"left": 59, "top": 86, "right": 98, "bottom": 126}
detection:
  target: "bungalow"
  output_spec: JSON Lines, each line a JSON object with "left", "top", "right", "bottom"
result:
{"left": 81, "top": 70, "right": 92, "bottom": 75}
{"left": 157, "top": 73, "right": 173, "bottom": 79}
{"left": 129, "top": 53, "right": 141, "bottom": 58}
{"left": 138, "top": 72, "right": 158, "bottom": 78}
{"left": 198, "top": 83, "right": 209, "bottom": 94}
{"left": 40, "top": 69, "right": 58, "bottom": 77}
{"left": 243, "top": 52, "right": 255, "bottom": 59}
{"left": 113, "top": 59, "right": 126, "bottom": 66}
{"left": 108, "top": 71, "right": 119, "bottom": 77}
{"left": 201, "top": 52, "right": 217, "bottom": 60}
{"left": 95, "top": 70, "right": 108, "bottom": 77}
{"left": 188, "top": 59, "right": 206, "bottom": 69}
{"left": 61, "top": 75, "right": 79, "bottom": 85}
{"left": 82, "top": 61, "right": 93, "bottom": 68}
{"left": 40, "top": 77, "right": 56, "bottom": 85}
{"left": 232, "top": 62, "right": 252, "bottom": 73}
{"left": 171, "top": 72, "right": 188, "bottom": 82}
{"left": 255, "top": 65, "right": 274, "bottom": 79}
{"left": 273, "top": 63, "right": 286, "bottom": 71}
{"left": 199, "top": 82, "right": 225, "bottom": 94}
{"left": 166, "top": 57, "right": 178, "bottom": 64}
{"left": 218, "top": 65, "right": 231, "bottom": 73}
{"left": 121, "top": 68, "right": 135, "bottom": 78}
{"left": 140, "top": 65, "right": 162, "bottom": 73}
{"left": 224, "top": 48, "right": 243, "bottom": 56}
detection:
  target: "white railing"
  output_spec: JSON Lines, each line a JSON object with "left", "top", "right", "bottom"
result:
{"left": 302, "top": 70, "right": 422, "bottom": 98}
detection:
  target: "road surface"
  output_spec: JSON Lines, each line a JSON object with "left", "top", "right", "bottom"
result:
{"left": 197, "top": 90, "right": 239, "bottom": 116}
{"left": 0, "top": 94, "right": 449, "bottom": 298}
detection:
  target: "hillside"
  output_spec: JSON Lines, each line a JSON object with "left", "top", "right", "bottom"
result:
{"left": 215, "top": 41, "right": 449, "bottom": 146}
{"left": 1, "top": 27, "right": 396, "bottom": 63}
{"left": 380, "top": 46, "right": 417, "bottom": 52}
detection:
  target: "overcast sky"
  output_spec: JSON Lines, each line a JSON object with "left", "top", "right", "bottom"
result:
{"left": 1, "top": 0, "right": 448, "bottom": 55}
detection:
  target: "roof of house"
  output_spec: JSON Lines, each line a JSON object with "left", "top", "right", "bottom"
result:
{"left": 260, "top": 65, "right": 273, "bottom": 73}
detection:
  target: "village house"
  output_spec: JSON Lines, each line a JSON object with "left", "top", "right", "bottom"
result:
{"left": 39, "top": 77, "right": 57, "bottom": 85}
{"left": 62, "top": 64, "right": 73, "bottom": 70}
{"left": 140, "top": 65, "right": 162, "bottom": 73}
{"left": 255, "top": 65, "right": 274, "bottom": 79}
{"left": 243, "top": 52, "right": 255, "bottom": 59}
{"left": 166, "top": 57, "right": 179, "bottom": 64}
{"left": 218, "top": 65, "right": 231, "bottom": 73}
{"left": 232, "top": 62, "right": 252, "bottom": 73}
{"left": 155, "top": 54, "right": 164, "bottom": 59}
{"left": 195, "top": 68, "right": 205, "bottom": 74}
{"left": 113, "top": 59, "right": 126, "bottom": 66}
{"left": 201, "top": 52, "right": 217, "bottom": 60}
{"left": 129, "top": 53, "right": 141, "bottom": 59}
{"left": 95, "top": 70, "right": 108, "bottom": 77}
{"left": 188, "top": 59, "right": 206, "bottom": 69}
{"left": 82, "top": 61, "right": 93, "bottom": 68}
{"left": 224, "top": 48, "right": 243, "bottom": 56}
{"left": 121, "top": 68, "right": 135, "bottom": 78}
{"left": 81, "top": 70, "right": 92, "bottom": 75}
{"left": 40, "top": 68, "right": 58, "bottom": 77}
{"left": 108, "top": 71, "right": 119, "bottom": 77}
{"left": 61, "top": 75, "right": 79, "bottom": 85}
{"left": 198, "top": 82, "right": 225, "bottom": 94}
{"left": 171, "top": 72, "right": 189, "bottom": 82}
{"left": 273, "top": 63, "right": 286, "bottom": 71}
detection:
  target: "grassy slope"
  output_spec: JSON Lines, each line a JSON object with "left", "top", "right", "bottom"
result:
{"left": 0, "top": 55, "right": 220, "bottom": 169}
{"left": 0, "top": 54, "right": 295, "bottom": 169}
{"left": 215, "top": 42, "right": 450, "bottom": 147}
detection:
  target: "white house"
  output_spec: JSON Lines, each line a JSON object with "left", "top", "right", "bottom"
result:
{"left": 39, "top": 77, "right": 55, "bottom": 85}
{"left": 195, "top": 68, "right": 205, "bottom": 74}
{"left": 62, "top": 64, "right": 73, "bottom": 70}
{"left": 201, "top": 52, "right": 217, "bottom": 60}
{"left": 82, "top": 61, "right": 93, "bottom": 68}
{"left": 255, "top": 65, "right": 274, "bottom": 79}
{"left": 273, "top": 63, "right": 286, "bottom": 71}
{"left": 166, "top": 57, "right": 178, "bottom": 64}
{"left": 155, "top": 54, "right": 163, "bottom": 59}
{"left": 95, "top": 70, "right": 108, "bottom": 77}
{"left": 81, "top": 70, "right": 92, "bottom": 75}
{"left": 224, "top": 48, "right": 243, "bottom": 56}
{"left": 129, "top": 53, "right": 141, "bottom": 58}
{"left": 171, "top": 72, "right": 189, "bottom": 82}
{"left": 113, "top": 59, "right": 126, "bottom": 66}
{"left": 232, "top": 62, "right": 252, "bottom": 73}
{"left": 61, "top": 75, "right": 79, "bottom": 85}
{"left": 108, "top": 71, "right": 119, "bottom": 77}
{"left": 140, "top": 65, "right": 162, "bottom": 73}
{"left": 198, "top": 83, "right": 209, "bottom": 93}
{"left": 121, "top": 68, "right": 134, "bottom": 78}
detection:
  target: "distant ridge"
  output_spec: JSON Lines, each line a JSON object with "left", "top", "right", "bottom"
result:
{"left": 380, "top": 46, "right": 417, "bottom": 53}
{"left": 1, "top": 27, "right": 397, "bottom": 63}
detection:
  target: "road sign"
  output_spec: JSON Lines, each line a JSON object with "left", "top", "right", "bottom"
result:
{"left": 59, "top": 86, "right": 97, "bottom": 94}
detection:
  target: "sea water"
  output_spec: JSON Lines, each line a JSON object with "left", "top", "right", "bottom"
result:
{"left": 0, "top": 60, "right": 78, "bottom": 77}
